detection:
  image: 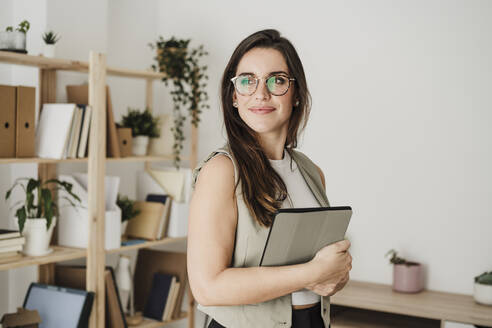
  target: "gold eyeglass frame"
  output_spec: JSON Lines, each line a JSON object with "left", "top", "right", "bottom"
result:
{"left": 230, "top": 74, "right": 296, "bottom": 96}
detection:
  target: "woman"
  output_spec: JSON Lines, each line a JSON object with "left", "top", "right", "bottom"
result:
{"left": 188, "top": 29, "right": 352, "bottom": 328}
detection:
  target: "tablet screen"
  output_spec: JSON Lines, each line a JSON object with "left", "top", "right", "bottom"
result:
{"left": 24, "top": 283, "right": 91, "bottom": 328}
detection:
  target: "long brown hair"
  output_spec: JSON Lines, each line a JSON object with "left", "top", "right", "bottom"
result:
{"left": 221, "top": 29, "right": 311, "bottom": 227}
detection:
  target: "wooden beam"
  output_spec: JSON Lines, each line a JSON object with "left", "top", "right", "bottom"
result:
{"left": 87, "top": 51, "right": 107, "bottom": 328}
{"left": 38, "top": 68, "right": 58, "bottom": 285}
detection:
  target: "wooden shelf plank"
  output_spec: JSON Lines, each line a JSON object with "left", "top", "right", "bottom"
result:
{"left": 0, "top": 155, "right": 189, "bottom": 164}
{"left": 106, "top": 237, "right": 187, "bottom": 254}
{"left": 0, "top": 246, "right": 86, "bottom": 271}
{"left": 134, "top": 312, "right": 188, "bottom": 328}
{"left": 331, "top": 305, "right": 440, "bottom": 328}
{"left": 0, "top": 51, "right": 166, "bottom": 79}
{"left": 331, "top": 280, "right": 492, "bottom": 327}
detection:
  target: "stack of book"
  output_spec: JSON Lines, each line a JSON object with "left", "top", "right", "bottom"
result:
{"left": 144, "top": 273, "right": 181, "bottom": 322}
{"left": 36, "top": 103, "right": 92, "bottom": 159}
{"left": 0, "top": 229, "right": 25, "bottom": 260}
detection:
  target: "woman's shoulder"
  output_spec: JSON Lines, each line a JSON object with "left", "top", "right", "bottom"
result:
{"left": 289, "top": 148, "right": 325, "bottom": 189}
{"left": 192, "top": 144, "right": 237, "bottom": 190}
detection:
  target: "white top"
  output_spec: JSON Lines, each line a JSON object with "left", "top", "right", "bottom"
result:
{"left": 268, "top": 150, "right": 321, "bottom": 306}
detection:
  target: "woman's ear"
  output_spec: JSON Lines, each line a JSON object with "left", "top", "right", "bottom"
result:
{"left": 232, "top": 92, "right": 238, "bottom": 108}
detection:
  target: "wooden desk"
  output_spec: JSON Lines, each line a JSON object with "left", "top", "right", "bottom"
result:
{"left": 330, "top": 280, "right": 492, "bottom": 327}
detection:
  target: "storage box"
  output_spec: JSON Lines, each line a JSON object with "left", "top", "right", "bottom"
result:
{"left": 57, "top": 205, "right": 121, "bottom": 250}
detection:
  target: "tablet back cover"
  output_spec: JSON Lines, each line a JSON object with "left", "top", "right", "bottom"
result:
{"left": 260, "top": 206, "right": 351, "bottom": 266}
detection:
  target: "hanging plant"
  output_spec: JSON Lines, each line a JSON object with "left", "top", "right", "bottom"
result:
{"left": 149, "top": 36, "right": 209, "bottom": 167}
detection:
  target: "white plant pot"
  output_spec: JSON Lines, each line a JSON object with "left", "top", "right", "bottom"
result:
{"left": 121, "top": 220, "right": 128, "bottom": 236}
{"left": 474, "top": 282, "right": 492, "bottom": 305}
{"left": 0, "top": 31, "right": 26, "bottom": 51}
{"left": 132, "top": 136, "right": 149, "bottom": 156}
{"left": 22, "top": 217, "right": 56, "bottom": 257}
{"left": 58, "top": 205, "right": 121, "bottom": 250}
{"left": 43, "top": 44, "right": 55, "bottom": 58}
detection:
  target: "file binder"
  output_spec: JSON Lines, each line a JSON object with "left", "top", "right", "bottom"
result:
{"left": 15, "top": 86, "right": 35, "bottom": 157}
{"left": 0, "top": 85, "right": 16, "bottom": 157}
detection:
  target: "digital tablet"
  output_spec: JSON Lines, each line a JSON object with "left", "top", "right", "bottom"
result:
{"left": 23, "top": 282, "right": 94, "bottom": 328}
{"left": 259, "top": 206, "right": 352, "bottom": 267}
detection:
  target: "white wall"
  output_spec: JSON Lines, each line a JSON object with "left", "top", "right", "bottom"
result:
{"left": 154, "top": 0, "right": 492, "bottom": 294}
{"left": 1, "top": 1, "right": 491, "bottom": 327}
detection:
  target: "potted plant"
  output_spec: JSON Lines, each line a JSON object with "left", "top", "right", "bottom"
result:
{"left": 5, "top": 177, "right": 81, "bottom": 256}
{"left": 0, "top": 20, "right": 30, "bottom": 53}
{"left": 385, "top": 249, "right": 424, "bottom": 293}
{"left": 120, "top": 108, "right": 160, "bottom": 156}
{"left": 474, "top": 271, "right": 492, "bottom": 306}
{"left": 42, "top": 30, "right": 60, "bottom": 58}
{"left": 116, "top": 194, "right": 140, "bottom": 236}
{"left": 149, "top": 36, "right": 209, "bottom": 167}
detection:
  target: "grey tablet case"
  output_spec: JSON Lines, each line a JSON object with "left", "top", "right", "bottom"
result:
{"left": 260, "top": 206, "right": 352, "bottom": 267}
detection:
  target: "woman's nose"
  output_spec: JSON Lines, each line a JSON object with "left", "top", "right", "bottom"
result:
{"left": 255, "top": 79, "right": 270, "bottom": 101}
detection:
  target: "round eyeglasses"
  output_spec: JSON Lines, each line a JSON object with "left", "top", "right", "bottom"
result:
{"left": 230, "top": 74, "right": 296, "bottom": 96}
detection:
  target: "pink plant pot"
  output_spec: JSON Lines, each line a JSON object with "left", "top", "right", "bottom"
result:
{"left": 393, "top": 262, "right": 424, "bottom": 293}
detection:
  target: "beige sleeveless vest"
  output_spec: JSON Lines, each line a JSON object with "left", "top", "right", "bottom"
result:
{"left": 191, "top": 144, "right": 331, "bottom": 328}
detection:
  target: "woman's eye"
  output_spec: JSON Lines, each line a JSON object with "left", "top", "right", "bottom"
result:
{"left": 240, "top": 77, "right": 255, "bottom": 85}
{"left": 274, "top": 76, "right": 287, "bottom": 84}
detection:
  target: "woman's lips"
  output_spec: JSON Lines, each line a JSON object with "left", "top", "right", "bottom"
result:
{"left": 249, "top": 107, "right": 275, "bottom": 114}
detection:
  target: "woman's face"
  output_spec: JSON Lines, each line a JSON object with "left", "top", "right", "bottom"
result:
{"left": 233, "top": 47, "right": 295, "bottom": 138}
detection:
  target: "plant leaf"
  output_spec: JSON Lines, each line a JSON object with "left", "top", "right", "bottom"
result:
{"left": 16, "top": 206, "right": 27, "bottom": 233}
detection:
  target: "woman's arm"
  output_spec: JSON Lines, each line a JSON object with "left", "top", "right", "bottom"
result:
{"left": 188, "top": 155, "right": 321, "bottom": 306}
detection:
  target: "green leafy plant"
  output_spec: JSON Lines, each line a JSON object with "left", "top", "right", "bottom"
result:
{"left": 149, "top": 36, "right": 209, "bottom": 167}
{"left": 5, "top": 20, "right": 30, "bottom": 34}
{"left": 42, "top": 31, "right": 60, "bottom": 44}
{"left": 17, "top": 20, "right": 30, "bottom": 34}
{"left": 475, "top": 271, "right": 492, "bottom": 286}
{"left": 120, "top": 108, "right": 160, "bottom": 138}
{"left": 5, "top": 178, "right": 81, "bottom": 233}
{"left": 116, "top": 194, "right": 140, "bottom": 222}
{"left": 385, "top": 249, "right": 407, "bottom": 265}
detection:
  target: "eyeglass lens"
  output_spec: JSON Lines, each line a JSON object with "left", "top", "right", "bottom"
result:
{"left": 235, "top": 75, "right": 291, "bottom": 96}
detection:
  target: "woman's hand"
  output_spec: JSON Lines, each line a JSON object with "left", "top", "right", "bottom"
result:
{"left": 306, "top": 272, "right": 350, "bottom": 297}
{"left": 305, "top": 239, "right": 352, "bottom": 297}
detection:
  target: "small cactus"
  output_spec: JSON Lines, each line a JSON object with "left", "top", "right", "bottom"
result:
{"left": 475, "top": 271, "right": 492, "bottom": 285}
{"left": 385, "top": 249, "right": 407, "bottom": 265}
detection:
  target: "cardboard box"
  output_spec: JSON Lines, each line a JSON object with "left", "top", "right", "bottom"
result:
{"left": 1, "top": 308, "right": 41, "bottom": 327}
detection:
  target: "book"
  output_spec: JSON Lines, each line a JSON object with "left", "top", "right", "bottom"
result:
{"left": 66, "top": 105, "right": 83, "bottom": 158}
{"left": 0, "top": 251, "right": 21, "bottom": 261}
{"left": 163, "top": 280, "right": 180, "bottom": 321}
{"left": 77, "top": 105, "right": 92, "bottom": 158}
{"left": 66, "top": 84, "right": 120, "bottom": 158}
{"left": 143, "top": 273, "right": 175, "bottom": 321}
{"left": 120, "top": 239, "right": 146, "bottom": 246}
{"left": 0, "top": 229, "right": 21, "bottom": 240}
{"left": 0, "top": 236, "right": 25, "bottom": 248}
{"left": 125, "top": 201, "right": 166, "bottom": 240}
{"left": 35, "top": 103, "right": 76, "bottom": 159}
{"left": 0, "top": 245, "right": 22, "bottom": 253}
{"left": 147, "top": 168, "right": 185, "bottom": 202}
{"left": 145, "top": 194, "right": 172, "bottom": 239}
{"left": 134, "top": 249, "right": 187, "bottom": 320}
{"left": 75, "top": 105, "right": 86, "bottom": 157}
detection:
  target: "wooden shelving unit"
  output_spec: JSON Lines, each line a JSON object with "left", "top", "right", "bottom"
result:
{"left": 0, "top": 50, "right": 197, "bottom": 328}
{"left": 330, "top": 280, "right": 492, "bottom": 327}
{"left": 0, "top": 155, "right": 190, "bottom": 164}
{"left": 0, "top": 246, "right": 86, "bottom": 271}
